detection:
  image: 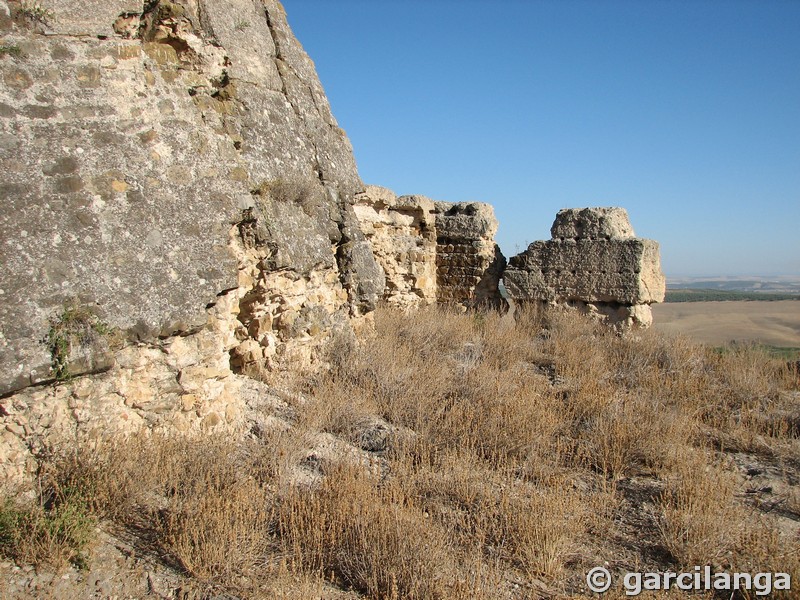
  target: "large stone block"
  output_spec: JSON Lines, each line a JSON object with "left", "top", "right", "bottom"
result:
{"left": 434, "top": 201, "right": 498, "bottom": 241}
{"left": 550, "top": 207, "right": 635, "bottom": 240}
{"left": 0, "top": 0, "right": 381, "bottom": 394}
{"left": 505, "top": 238, "right": 665, "bottom": 305}
{"left": 433, "top": 202, "right": 506, "bottom": 309}
{"left": 504, "top": 207, "right": 665, "bottom": 328}
{"left": 28, "top": 0, "right": 142, "bottom": 37}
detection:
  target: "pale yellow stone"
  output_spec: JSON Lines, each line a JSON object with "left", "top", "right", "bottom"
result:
{"left": 180, "top": 394, "right": 197, "bottom": 412}
{"left": 201, "top": 412, "right": 221, "bottom": 430}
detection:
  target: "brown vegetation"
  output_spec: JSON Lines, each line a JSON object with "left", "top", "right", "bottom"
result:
{"left": 2, "top": 306, "right": 798, "bottom": 598}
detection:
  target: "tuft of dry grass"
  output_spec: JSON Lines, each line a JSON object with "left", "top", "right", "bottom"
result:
{"left": 279, "top": 464, "right": 464, "bottom": 599}
{"left": 657, "top": 449, "right": 747, "bottom": 568}
{"left": 2, "top": 304, "right": 799, "bottom": 598}
{"left": 0, "top": 489, "right": 94, "bottom": 569}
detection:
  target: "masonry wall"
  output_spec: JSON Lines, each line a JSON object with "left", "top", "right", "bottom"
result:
{"left": 354, "top": 187, "right": 506, "bottom": 310}
{"left": 434, "top": 202, "right": 506, "bottom": 309}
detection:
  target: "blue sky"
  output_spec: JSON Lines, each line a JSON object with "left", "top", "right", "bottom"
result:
{"left": 282, "top": 1, "right": 800, "bottom": 277}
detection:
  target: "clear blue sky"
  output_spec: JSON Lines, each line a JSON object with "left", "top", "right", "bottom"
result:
{"left": 282, "top": 0, "right": 800, "bottom": 277}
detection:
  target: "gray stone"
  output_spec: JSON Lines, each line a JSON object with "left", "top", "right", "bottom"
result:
{"left": 434, "top": 201, "right": 498, "bottom": 241}
{"left": 0, "top": 0, "right": 381, "bottom": 395}
{"left": 550, "top": 207, "right": 635, "bottom": 240}
{"left": 505, "top": 238, "right": 664, "bottom": 305}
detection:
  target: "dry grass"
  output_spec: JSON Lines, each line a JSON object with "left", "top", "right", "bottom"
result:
{"left": 0, "top": 488, "right": 94, "bottom": 569}
{"left": 2, "top": 305, "right": 799, "bottom": 598}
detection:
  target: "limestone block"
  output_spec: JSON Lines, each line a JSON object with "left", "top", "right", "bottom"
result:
{"left": 353, "top": 186, "right": 437, "bottom": 308}
{"left": 505, "top": 207, "right": 665, "bottom": 328}
{"left": 434, "top": 201, "right": 498, "bottom": 242}
{"left": 33, "top": 1, "right": 142, "bottom": 37}
{"left": 505, "top": 238, "right": 665, "bottom": 305}
{"left": 355, "top": 188, "right": 508, "bottom": 309}
{"left": 550, "top": 207, "right": 635, "bottom": 240}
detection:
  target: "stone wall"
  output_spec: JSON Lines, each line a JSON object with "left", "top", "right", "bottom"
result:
{"left": 434, "top": 201, "right": 506, "bottom": 310}
{"left": 354, "top": 187, "right": 506, "bottom": 309}
{"left": 504, "top": 208, "right": 665, "bottom": 328}
{"left": 1, "top": 294, "right": 245, "bottom": 484}
{"left": 0, "top": 0, "right": 385, "bottom": 486}
{"left": 353, "top": 186, "right": 438, "bottom": 308}
{"left": 0, "top": 0, "right": 384, "bottom": 397}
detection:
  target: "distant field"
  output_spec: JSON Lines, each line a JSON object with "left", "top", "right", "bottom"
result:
{"left": 665, "top": 288, "right": 800, "bottom": 302}
{"left": 652, "top": 300, "right": 800, "bottom": 350}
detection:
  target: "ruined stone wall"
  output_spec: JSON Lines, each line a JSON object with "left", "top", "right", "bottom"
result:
{"left": 0, "top": 0, "right": 385, "bottom": 486}
{"left": 504, "top": 208, "right": 665, "bottom": 328}
{"left": 1, "top": 295, "right": 246, "bottom": 483}
{"left": 0, "top": 0, "right": 668, "bottom": 488}
{"left": 353, "top": 186, "right": 438, "bottom": 307}
{"left": 434, "top": 202, "right": 506, "bottom": 309}
{"left": 354, "top": 187, "right": 506, "bottom": 309}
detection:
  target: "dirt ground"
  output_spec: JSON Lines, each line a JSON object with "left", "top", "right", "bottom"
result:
{"left": 652, "top": 300, "right": 800, "bottom": 348}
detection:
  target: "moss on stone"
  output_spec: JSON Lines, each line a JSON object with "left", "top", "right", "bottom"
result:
{"left": 46, "top": 306, "right": 112, "bottom": 381}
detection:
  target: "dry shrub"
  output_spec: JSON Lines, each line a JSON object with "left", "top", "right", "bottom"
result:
{"left": 278, "top": 464, "right": 463, "bottom": 599}
{"left": 5, "top": 304, "right": 799, "bottom": 598}
{"left": 677, "top": 343, "right": 798, "bottom": 454}
{"left": 154, "top": 472, "right": 273, "bottom": 584}
{"left": 0, "top": 489, "right": 94, "bottom": 569}
{"left": 655, "top": 449, "right": 799, "bottom": 596}
{"left": 254, "top": 564, "right": 342, "bottom": 599}
{"left": 44, "top": 435, "right": 277, "bottom": 593}
{"left": 657, "top": 449, "right": 747, "bottom": 568}
{"left": 406, "top": 451, "right": 603, "bottom": 582}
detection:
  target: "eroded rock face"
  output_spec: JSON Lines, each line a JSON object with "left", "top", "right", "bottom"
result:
{"left": 504, "top": 208, "right": 665, "bottom": 328}
{"left": 354, "top": 186, "right": 438, "bottom": 307}
{"left": 0, "top": 0, "right": 389, "bottom": 485}
{"left": 0, "top": 0, "right": 383, "bottom": 395}
{"left": 354, "top": 186, "right": 506, "bottom": 309}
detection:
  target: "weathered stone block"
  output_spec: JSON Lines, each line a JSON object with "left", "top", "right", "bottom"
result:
{"left": 550, "top": 207, "right": 635, "bottom": 240}
{"left": 434, "top": 202, "right": 498, "bottom": 241}
{"left": 505, "top": 207, "right": 665, "bottom": 328}
{"left": 505, "top": 239, "right": 664, "bottom": 305}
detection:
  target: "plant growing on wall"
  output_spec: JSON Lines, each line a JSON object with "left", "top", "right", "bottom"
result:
{"left": 15, "top": 2, "right": 55, "bottom": 27}
{"left": 46, "top": 305, "right": 112, "bottom": 381}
